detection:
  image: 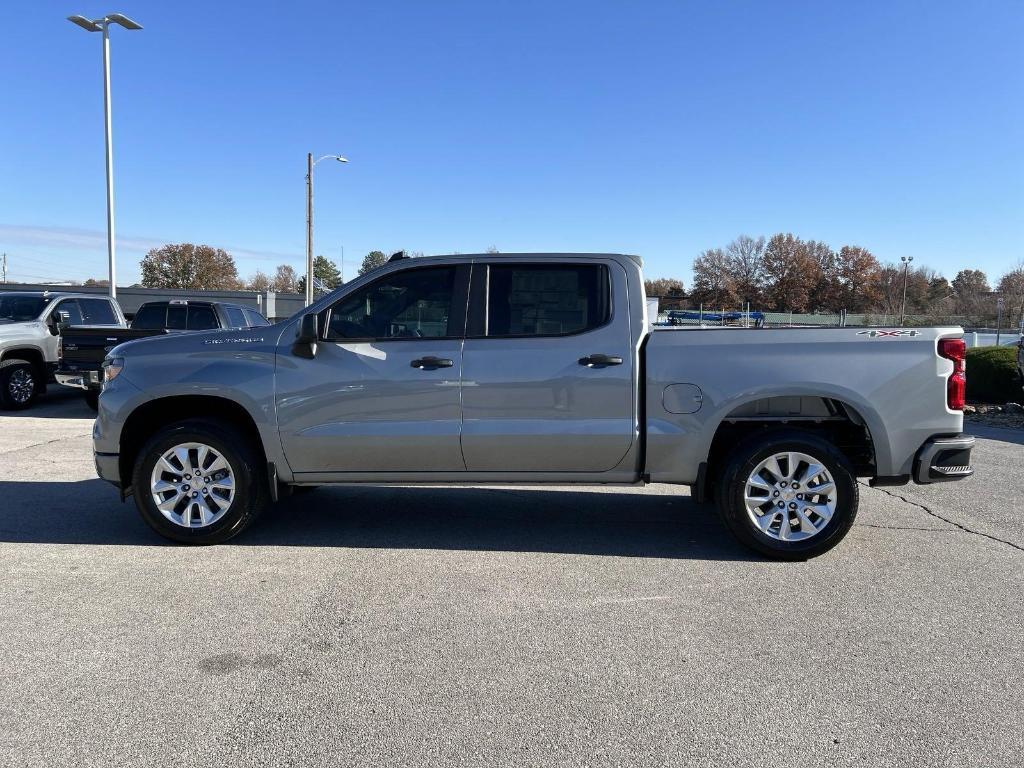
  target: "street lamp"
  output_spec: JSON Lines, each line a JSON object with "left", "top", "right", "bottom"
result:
{"left": 306, "top": 153, "right": 348, "bottom": 306}
{"left": 67, "top": 12, "right": 143, "bottom": 300}
{"left": 899, "top": 255, "right": 914, "bottom": 327}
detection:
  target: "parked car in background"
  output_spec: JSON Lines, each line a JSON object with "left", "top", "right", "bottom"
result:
{"left": 93, "top": 253, "right": 974, "bottom": 559}
{"left": 0, "top": 291, "right": 126, "bottom": 410}
{"left": 57, "top": 299, "right": 269, "bottom": 409}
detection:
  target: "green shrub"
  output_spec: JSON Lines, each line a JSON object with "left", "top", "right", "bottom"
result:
{"left": 966, "top": 345, "right": 1020, "bottom": 404}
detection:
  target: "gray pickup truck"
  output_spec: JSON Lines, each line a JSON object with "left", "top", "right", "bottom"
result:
{"left": 93, "top": 253, "right": 974, "bottom": 559}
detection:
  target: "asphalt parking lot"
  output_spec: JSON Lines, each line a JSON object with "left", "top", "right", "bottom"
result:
{"left": 1, "top": 389, "right": 1021, "bottom": 768}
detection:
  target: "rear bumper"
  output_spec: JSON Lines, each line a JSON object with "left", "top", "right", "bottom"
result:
{"left": 913, "top": 434, "right": 975, "bottom": 484}
{"left": 56, "top": 370, "right": 101, "bottom": 391}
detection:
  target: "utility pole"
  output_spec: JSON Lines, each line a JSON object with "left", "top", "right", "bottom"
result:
{"left": 899, "top": 255, "right": 914, "bottom": 327}
{"left": 305, "top": 152, "right": 348, "bottom": 306}
{"left": 305, "top": 153, "right": 314, "bottom": 307}
{"left": 68, "top": 13, "right": 143, "bottom": 300}
{"left": 1, "top": 253, "right": 6, "bottom": 284}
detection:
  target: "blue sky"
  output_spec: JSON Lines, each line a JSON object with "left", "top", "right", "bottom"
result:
{"left": 1, "top": 0, "right": 1021, "bottom": 286}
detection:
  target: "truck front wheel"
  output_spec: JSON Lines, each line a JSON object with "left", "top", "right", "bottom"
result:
{"left": 131, "top": 419, "right": 269, "bottom": 544}
{"left": 715, "top": 430, "right": 858, "bottom": 560}
{"left": 0, "top": 359, "right": 38, "bottom": 410}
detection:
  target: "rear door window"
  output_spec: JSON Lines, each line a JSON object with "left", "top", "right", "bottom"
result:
{"left": 484, "top": 264, "right": 609, "bottom": 337}
{"left": 78, "top": 298, "right": 119, "bottom": 325}
{"left": 131, "top": 304, "right": 167, "bottom": 329}
{"left": 187, "top": 305, "right": 219, "bottom": 330}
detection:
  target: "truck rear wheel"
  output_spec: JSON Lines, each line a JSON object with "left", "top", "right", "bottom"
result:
{"left": 715, "top": 429, "right": 858, "bottom": 560}
{"left": 131, "top": 419, "right": 269, "bottom": 544}
{"left": 84, "top": 390, "right": 99, "bottom": 411}
{"left": 0, "top": 359, "right": 38, "bottom": 410}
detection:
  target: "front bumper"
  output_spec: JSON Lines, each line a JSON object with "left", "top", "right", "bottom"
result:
{"left": 914, "top": 434, "right": 975, "bottom": 484}
{"left": 56, "top": 370, "right": 101, "bottom": 391}
{"left": 94, "top": 450, "right": 120, "bottom": 486}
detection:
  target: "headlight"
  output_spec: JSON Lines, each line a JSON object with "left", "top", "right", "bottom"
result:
{"left": 102, "top": 357, "right": 125, "bottom": 387}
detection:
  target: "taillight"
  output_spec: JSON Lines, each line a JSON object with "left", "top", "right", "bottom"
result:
{"left": 938, "top": 338, "right": 966, "bottom": 411}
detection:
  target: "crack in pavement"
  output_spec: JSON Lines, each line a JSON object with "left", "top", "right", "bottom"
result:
{"left": 0, "top": 433, "right": 92, "bottom": 457}
{"left": 862, "top": 482, "right": 1024, "bottom": 553}
{"left": 855, "top": 523, "right": 958, "bottom": 533}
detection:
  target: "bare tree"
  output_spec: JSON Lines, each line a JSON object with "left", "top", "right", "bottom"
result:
{"left": 644, "top": 278, "right": 686, "bottom": 310}
{"left": 247, "top": 270, "right": 271, "bottom": 292}
{"left": 725, "top": 235, "right": 766, "bottom": 306}
{"left": 271, "top": 264, "right": 298, "bottom": 293}
{"left": 997, "top": 263, "right": 1024, "bottom": 327}
{"left": 806, "top": 240, "right": 839, "bottom": 311}
{"left": 690, "top": 248, "right": 737, "bottom": 309}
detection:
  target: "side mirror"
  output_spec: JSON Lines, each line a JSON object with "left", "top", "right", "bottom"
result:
{"left": 293, "top": 313, "right": 319, "bottom": 359}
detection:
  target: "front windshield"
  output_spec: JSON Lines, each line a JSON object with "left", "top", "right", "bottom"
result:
{"left": 0, "top": 295, "right": 50, "bottom": 323}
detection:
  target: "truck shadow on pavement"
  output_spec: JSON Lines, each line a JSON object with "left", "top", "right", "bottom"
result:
{"left": 0, "top": 480, "right": 756, "bottom": 561}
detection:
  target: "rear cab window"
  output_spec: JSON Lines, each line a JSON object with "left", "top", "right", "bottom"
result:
{"left": 131, "top": 304, "right": 167, "bottom": 329}
{"left": 166, "top": 305, "right": 188, "bottom": 330}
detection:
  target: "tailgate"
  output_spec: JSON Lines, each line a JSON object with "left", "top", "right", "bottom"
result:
{"left": 59, "top": 329, "right": 159, "bottom": 370}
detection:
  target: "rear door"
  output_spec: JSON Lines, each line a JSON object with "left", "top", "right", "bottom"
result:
{"left": 460, "top": 259, "right": 635, "bottom": 472}
{"left": 276, "top": 263, "right": 469, "bottom": 474}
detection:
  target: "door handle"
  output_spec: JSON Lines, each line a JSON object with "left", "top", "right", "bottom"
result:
{"left": 579, "top": 354, "right": 623, "bottom": 368}
{"left": 410, "top": 356, "right": 454, "bottom": 370}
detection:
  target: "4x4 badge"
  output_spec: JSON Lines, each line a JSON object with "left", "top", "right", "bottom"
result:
{"left": 857, "top": 330, "right": 921, "bottom": 337}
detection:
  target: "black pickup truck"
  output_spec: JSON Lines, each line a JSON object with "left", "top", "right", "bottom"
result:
{"left": 56, "top": 299, "right": 270, "bottom": 408}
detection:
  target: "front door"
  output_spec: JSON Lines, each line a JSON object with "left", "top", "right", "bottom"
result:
{"left": 460, "top": 260, "right": 636, "bottom": 472}
{"left": 276, "top": 264, "right": 469, "bottom": 474}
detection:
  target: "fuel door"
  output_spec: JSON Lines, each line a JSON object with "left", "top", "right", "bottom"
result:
{"left": 663, "top": 383, "right": 703, "bottom": 415}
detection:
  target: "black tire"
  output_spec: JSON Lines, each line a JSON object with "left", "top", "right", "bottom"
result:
{"left": 131, "top": 419, "right": 270, "bottom": 544}
{"left": 715, "top": 429, "right": 858, "bottom": 560}
{"left": 84, "top": 390, "right": 99, "bottom": 411}
{"left": 0, "top": 359, "right": 39, "bottom": 410}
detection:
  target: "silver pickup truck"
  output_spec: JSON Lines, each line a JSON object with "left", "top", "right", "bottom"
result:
{"left": 93, "top": 253, "right": 974, "bottom": 559}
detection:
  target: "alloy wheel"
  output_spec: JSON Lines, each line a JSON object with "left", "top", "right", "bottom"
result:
{"left": 743, "top": 451, "right": 837, "bottom": 541}
{"left": 8, "top": 369, "right": 34, "bottom": 404}
{"left": 149, "top": 442, "right": 236, "bottom": 528}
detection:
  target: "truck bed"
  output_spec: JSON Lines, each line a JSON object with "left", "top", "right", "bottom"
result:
{"left": 642, "top": 325, "right": 964, "bottom": 483}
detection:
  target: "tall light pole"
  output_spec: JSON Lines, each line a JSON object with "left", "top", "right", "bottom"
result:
{"left": 899, "top": 255, "right": 914, "bottom": 326}
{"left": 68, "top": 13, "right": 142, "bottom": 300}
{"left": 306, "top": 153, "right": 348, "bottom": 306}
